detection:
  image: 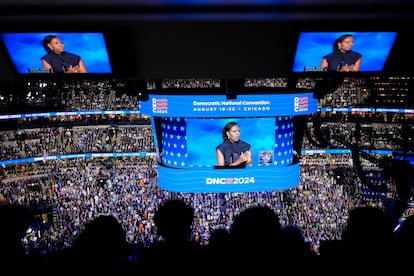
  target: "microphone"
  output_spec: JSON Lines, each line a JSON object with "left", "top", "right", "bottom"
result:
{"left": 337, "top": 61, "right": 344, "bottom": 71}
{"left": 62, "top": 62, "right": 69, "bottom": 72}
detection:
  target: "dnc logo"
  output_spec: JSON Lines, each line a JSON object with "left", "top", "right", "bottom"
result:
{"left": 152, "top": 98, "right": 168, "bottom": 114}
{"left": 294, "top": 96, "right": 308, "bottom": 112}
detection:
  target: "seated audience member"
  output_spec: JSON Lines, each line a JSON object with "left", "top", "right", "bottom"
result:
{"left": 228, "top": 205, "right": 285, "bottom": 273}
{"left": 281, "top": 224, "right": 319, "bottom": 262}
{"left": 0, "top": 203, "right": 42, "bottom": 274}
{"left": 47, "top": 215, "right": 135, "bottom": 274}
{"left": 321, "top": 206, "right": 397, "bottom": 273}
{"left": 136, "top": 199, "right": 208, "bottom": 275}
{"left": 394, "top": 213, "right": 414, "bottom": 262}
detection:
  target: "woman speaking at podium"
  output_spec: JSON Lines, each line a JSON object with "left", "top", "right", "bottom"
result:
{"left": 320, "top": 34, "right": 362, "bottom": 72}
{"left": 41, "top": 34, "right": 88, "bottom": 73}
{"left": 216, "top": 121, "right": 252, "bottom": 167}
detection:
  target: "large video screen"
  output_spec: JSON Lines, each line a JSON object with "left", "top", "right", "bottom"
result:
{"left": 140, "top": 93, "right": 318, "bottom": 192}
{"left": 158, "top": 116, "right": 293, "bottom": 169}
{"left": 1, "top": 32, "right": 112, "bottom": 74}
{"left": 292, "top": 32, "right": 397, "bottom": 72}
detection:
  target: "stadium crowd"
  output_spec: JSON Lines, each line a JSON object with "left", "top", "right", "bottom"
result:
{"left": 0, "top": 78, "right": 413, "bottom": 272}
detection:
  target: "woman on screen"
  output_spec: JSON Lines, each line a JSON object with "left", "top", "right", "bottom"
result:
{"left": 320, "top": 34, "right": 362, "bottom": 72}
{"left": 41, "top": 35, "right": 88, "bottom": 73}
{"left": 216, "top": 121, "right": 252, "bottom": 167}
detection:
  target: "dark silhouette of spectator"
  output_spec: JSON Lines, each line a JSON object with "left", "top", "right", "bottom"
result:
{"left": 228, "top": 205, "right": 285, "bottom": 273}
{"left": 281, "top": 224, "right": 318, "bottom": 263}
{"left": 342, "top": 206, "right": 395, "bottom": 247}
{"left": 205, "top": 227, "right": 231, "bottom": 268}
{"left": 321, "top": 206, "right": 397, "bottom": 273}
{"left": 136, "top": 199, "right": 208, "bottom": 275}
{"left": 208, "top": 227, "right": 230, "bottom": 249}
{"left": 47, "top": 214, "right": 135, "bottom": 274}
{"left": 395, "top": 213, "right": 414, "bottom": 262}
{"left": 0, "top": 203, "right": 41, "bottom": 274}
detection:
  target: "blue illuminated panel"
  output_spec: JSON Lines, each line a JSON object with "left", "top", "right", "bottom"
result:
{"left": 139, "top": 93, "right": 318, "bottom": 117}
{"left": 157, "top": 162, "right": 300, "bottom": 193}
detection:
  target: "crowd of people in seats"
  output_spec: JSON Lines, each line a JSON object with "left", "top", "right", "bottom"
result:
{"left": 0, "top": 124, "right": 154, "bottom": 161}
{"left": 1, "top": 153, "right": 397, "bottom": 258}
{"left": 303, "top": 120, "right": 408, "bottom": 150}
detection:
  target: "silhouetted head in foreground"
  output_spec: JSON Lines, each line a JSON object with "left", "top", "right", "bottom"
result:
{"left": 0, "top": 203, "right": 36, "bottom": 272}
{"left": 154, "top": 199, "right": 195, "bottom": 242}
{"left": 230, "top": 205, "right": 282, "bottom": 249}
